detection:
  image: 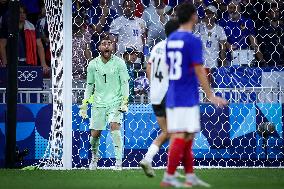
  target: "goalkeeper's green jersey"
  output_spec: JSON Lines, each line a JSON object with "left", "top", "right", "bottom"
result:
{"left": 86, "top": 55, "right": 129, "bottom": 107}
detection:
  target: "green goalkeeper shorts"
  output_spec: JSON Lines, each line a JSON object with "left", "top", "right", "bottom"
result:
{"left": 89, "top": 103, "right": 122, "bottom": 130}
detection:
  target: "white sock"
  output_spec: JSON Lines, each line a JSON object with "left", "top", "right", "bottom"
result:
{"left": 144, "top": 144, "right": 159, "bottom": 163}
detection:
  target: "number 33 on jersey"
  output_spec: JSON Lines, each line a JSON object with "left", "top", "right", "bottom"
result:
{"left": 166, "top": 31, "right": 204, "bottom": 108}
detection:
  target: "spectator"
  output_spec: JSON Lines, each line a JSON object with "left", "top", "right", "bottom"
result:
{"left": 258, "top": 3, "right": 284, "bottom": 67}
{"left": 72, "top": 0, "right": 92, "bottom": 18}
{"left": 134, "top": 75, "right": 149, "bottom": 96}
{"left": 0, "top": 5, "right": 49, "bottom": 73}
{"left": 109, "top": 0, "right": 146, "bottom": 57}
{"left": 87, "top": 0, "right": 118, "bottom": 57}
{"left": 219, "top": 0, "right": 263, "bottom": 66}
{"left": 72, "top": 16, "right": 92, "bottom": 81}
{"left": 164, "top": 0, "right": 205, "bottom": 19}
{"left": 20, "top": 0, "right": 41, "bottom": 25}
{"left": 193, "top": 0, "right": 206, "bottom": 20}
{"left": 0, "top": 0, "right": 8, "bottom": 18}
{"left": 142, "top": 0, "right": 169, "bottom": 50}
{"left": 110, "top": 0, "right": 144, "bottom": 17}
{"left": 110, "top": 0, "right": 124, "bottom": 16}
{"left": 194, "top": 5, "right": 227, "bottom": 69}
{"left": 36, "top": 5, "right": 51, "bottom": 76}
{"left": 0, "top": 0, "right": 8, "bottom": 66}
{"left": 210, "top": 0, "right": 230, "bottom": 20}
{"left": 122, "top": 46, "right": 139, "bottom": 102}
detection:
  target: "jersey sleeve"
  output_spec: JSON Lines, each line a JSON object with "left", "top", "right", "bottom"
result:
{"left": 141, "top": 12, "right": 150, "bottom": 29}
{"left": 148, "top": 45, "right": 157, "bottom": 64}
{"left": 138, "top": 18, "right": 146, "bottom": 34}
{"left": 219, "top": 26, "right": 227, "bottom": 41}
{"left": 109, "top": 17, "right": 121, "bottom": 35}
{"left": 84, "top": 61, "right": 95, "bottom": 102}
{"left": 86, "top": 61, "right": 95, "bottom": 84}
{"left": 118, "top": 59, "right": 130, "bottom": 98}
{"left": 190, "top": 37, "right": 203, "bottom": 65}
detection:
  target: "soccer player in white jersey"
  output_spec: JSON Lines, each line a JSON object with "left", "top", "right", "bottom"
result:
{"left": 109, "top": 0, "right": 146, "bottom": 56}
{"left": 79, "top": 36, "right": 129, "bottom": 171}
{"left": 194, "top": 5, "right": 227, "bottom": 69}
{"left": 140, "top": 20, "right": 180, "bottom": 178}
{"left": 161, "top": 2, "right": 228, "bottom": 187}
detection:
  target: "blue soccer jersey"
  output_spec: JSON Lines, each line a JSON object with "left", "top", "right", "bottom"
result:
{"left": 166, "top": 31, "right": 203, "bottom": 108}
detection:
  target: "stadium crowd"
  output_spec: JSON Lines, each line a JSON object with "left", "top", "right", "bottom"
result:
{"left": 0, "top": 0, "right": 283, "bottom": 101}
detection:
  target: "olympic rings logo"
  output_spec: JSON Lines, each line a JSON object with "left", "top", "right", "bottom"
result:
{"left": 18, "top": 71, "right": 38, "bottom": 82}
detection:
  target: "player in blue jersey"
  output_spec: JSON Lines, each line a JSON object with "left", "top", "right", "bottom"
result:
{"left": 160, "top": 2, "right": 228, "bottom": 188}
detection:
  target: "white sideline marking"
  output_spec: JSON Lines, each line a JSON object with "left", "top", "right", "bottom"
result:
{"left": 41, "top": 166, "right": 284, "bottom": 170}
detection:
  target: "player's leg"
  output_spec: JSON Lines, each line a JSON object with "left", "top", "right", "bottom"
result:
{"left": 161, "top": 132, "right": 187, "bottom": 187}
{"left": 161, "top": 108, "right": 187, "bottom": 187}
{"left": 108, "top": 104, "right": 123, "bottom": 170}
{"left": 89, "top": 129, "right": 102, "bottom": 170}
{"left": 110, "top": 122, "right": 123, "bottom": 170}
{"left": 140, "top": 102, "right": 168, "bottom": 177}
{"left": 180, "top": 106, "right": 210, "bottom": 187}
{"left": 183, "top": 133, "right": 210, "bottom": 187}
{"left": 89, "top": 106, "right": 107, "bottom": 170}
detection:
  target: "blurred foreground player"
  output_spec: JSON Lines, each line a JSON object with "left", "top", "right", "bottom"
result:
{"left": 161, "top": 2, "right": 228, "bottom": 187}
{"left": 79, "top": 36, "right": 129, "bottom": 171}
{"left": 140, "top": 20, "right": 180, "bottom": 177}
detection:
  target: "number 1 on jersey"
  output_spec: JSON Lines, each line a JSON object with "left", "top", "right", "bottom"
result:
{"left": 168, "top": 51, "right": 182, "bottom": 80}
{"left": 103, "top": 74, "right": 107, "bottom": 83}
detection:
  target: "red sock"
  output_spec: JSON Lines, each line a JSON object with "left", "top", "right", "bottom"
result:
{"left": 184, "top": 139, "right": 194, "bottom": 174}
{"left": 167, "top": 138, "right": 186, "bottom": 175}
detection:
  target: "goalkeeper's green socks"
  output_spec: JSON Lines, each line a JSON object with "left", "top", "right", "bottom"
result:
{"left": 111, "top": 130, "right": 123, "bottom": 162}
{"left": 90, "top": 136, "right": 100, "bottom": 158}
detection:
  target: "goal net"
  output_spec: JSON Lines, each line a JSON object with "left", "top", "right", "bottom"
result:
{"left": 40, "top": 0, "right": 284, "bottom": 169}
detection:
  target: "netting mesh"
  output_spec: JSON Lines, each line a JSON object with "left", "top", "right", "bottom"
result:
{"left": 39, "top": 0, "right": 64, "bottom": 168}
{"left": 42, "top": 0, "right": 284, "bottom": 168}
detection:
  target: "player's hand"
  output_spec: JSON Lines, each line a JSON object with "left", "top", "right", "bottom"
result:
{"left": 208, "top": 95, "right": 228, "bottom": 108}
{"left": 79, "top": 102, "right": 88, "bottom": 119}
{"left": 119, "top": 96, "right": 129, "bottom": 113}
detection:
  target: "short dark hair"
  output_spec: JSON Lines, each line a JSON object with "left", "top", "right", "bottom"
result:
{"left": 165, "top": 19, "right": 180, "bottom": 37}
{"left": 176, "top": 2, "right": 196, "bottom": 24}
{"left": 19, "top": 4, "right": 28, "bottom": 14}
{"left": 99, "top": 35, "right": 112, "bottom": 45}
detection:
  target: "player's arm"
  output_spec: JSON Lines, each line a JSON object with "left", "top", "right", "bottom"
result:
{"left": 219, "top": 27, "right": 227, "bottom": 67}
{"left": 192, "top": 38, "right": 228, "bottom": 107}
{"left": 219, "top": 40, "right": 226, "bottom": 66}
{"left": 146, "top": 63, "right": 151, "bottom": 81}
{"left": 249, "top": 35, "right": 264, "bottom": 62}
{"left": 118, "top": 60, "right": 130, "bottom": 112}
{"left": 194, "top": 65, "right": 227, "bottom": 108}
{"left": 0, "top": 38, "right": 7, "bottom": 66}
{"left": 79, "top": 62, "right": 95, "bottom": 118}
{"left": 146, "top": 45, "right": 157, "bottom": 81}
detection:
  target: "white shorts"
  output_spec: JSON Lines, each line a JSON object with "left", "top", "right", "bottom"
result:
{"left": 166, "top": 106, "right": 200, "bottom": 133}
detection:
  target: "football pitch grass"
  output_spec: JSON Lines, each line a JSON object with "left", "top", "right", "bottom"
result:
{"left": 0, "top": 168, "right": 283, "bottom": 189}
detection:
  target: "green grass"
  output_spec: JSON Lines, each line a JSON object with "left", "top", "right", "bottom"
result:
{"left": 0, "top": 169, "right": 284, "bottom": 189}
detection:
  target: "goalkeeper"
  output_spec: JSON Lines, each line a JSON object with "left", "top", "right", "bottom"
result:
{"left": 79, "top": 36, "right": 129, "bottom": 171}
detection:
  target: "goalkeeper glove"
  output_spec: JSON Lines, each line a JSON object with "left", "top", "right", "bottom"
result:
{"left": 79, "top": 99, "right": 88, "bottom": 119}
{"left": 119, "top": 96, "right": 128, "bottom": 112}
